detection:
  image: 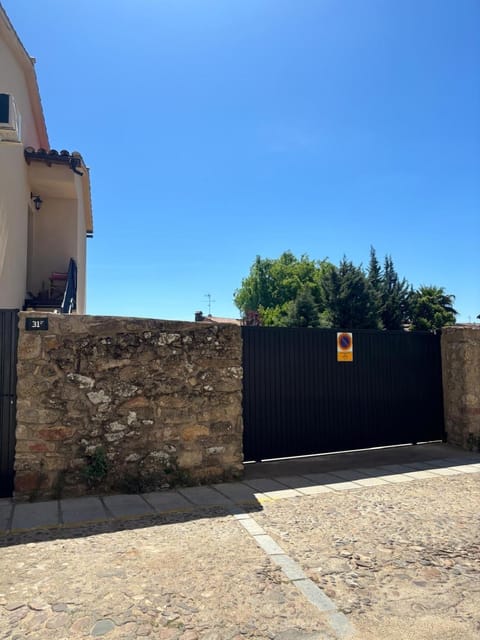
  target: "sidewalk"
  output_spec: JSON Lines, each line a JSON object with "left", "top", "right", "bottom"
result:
{"left": 1, "top": 444, "right": 479, "bottom": 640}
{"left": 1, "top": 443, "right": 479, "bottom": 534}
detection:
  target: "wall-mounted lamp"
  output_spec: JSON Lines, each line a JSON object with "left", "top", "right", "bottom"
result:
{"left": 30, "top": 193, "right": 43, "bottom": 211}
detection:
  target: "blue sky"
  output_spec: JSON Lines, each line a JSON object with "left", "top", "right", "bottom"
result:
{"left": 4, "top": 0, "right": 479, "bottom": 322}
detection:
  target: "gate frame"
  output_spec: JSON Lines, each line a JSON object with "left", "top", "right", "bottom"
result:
{"left": 242, "top": 326, "right": 445, "bottom": 462}
{"left": 0, "top": 309, "right": 18, "bottom": 498}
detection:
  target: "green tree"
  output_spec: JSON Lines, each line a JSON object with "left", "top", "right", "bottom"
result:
{"left": 234, "top": 249, "right": 458, "bottom": 332}
{"left": 410, "top": 286, "right": 458, "bottom": 331}
{"left": 380, "top": 255, "right": 411, "bottom": 330}
{"left": 367, "top": 246, "right": 383, "bottom": 326}
{"left": 320, "top": 257, "right": 379, "bottom": 329}
{"left": 285, "top": 288, "right": 322, "bottom": 328}
{"left": 233, "top": 255, "right": 274, "bottom": 314}
{"left": 234, "top": 251, "right": 329, "bottom": 326}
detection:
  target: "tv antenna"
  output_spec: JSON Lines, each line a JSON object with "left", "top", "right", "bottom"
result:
{"left": 204, "top": 293, "right": 215, "bottom": 316}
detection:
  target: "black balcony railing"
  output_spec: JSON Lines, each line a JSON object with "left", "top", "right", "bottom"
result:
{"left": 60, "top": 258, "right": 77, "bottom": 314}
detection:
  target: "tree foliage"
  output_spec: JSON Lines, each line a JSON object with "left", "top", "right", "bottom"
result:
{"left": 410, "top": 286, "right": 458, "bottom": 331}
{"left": 367, "top": 246, "right": 383, "bottom": 322}
{"left": 367, "top": 248, "right": 411, "bottom": 329}
{"left": 234, "top": 251, "right": 329, "bottom": 327}
{"left": 285, "top": 288, "right": 322, "bottom": 328}
{"left": 234, "top": 249, "right": 457, "bottom": 331}
{"left": 380, "top": 254, "right": 411, "bottom": 329}
{"left": 321, "top": 258, "right": 379, "bottom": 329}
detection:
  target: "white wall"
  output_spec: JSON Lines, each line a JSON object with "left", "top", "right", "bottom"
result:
{"left": 0, "top": 36, "right": 41, "bottom": 309}
{"left": 28, "top": 197, "right": 78, "bottom": 295}
{"left": 0, "top": 31, "right": 89, "bottom": 313}
{"left": 0, "top": 38, "right": 41, "bottom": 148}
{"left": 0, "top": 144, "right": 29, "bottom": 309}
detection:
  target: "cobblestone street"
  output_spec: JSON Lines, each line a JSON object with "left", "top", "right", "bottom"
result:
{"left": 254, "top": 474, "right": 480, "bottom": 640}
{"left": 0, "top": 452, "right": 479, "bottom": 639}
{"left": 0, "top": 510, "right": 336, "bottom": 640}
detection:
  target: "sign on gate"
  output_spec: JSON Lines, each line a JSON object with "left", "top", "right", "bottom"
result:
{"left": 337, "top": 332, "right": 353, "bottom": 362}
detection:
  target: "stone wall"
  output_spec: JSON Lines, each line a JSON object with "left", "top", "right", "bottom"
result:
{"left": 441, "top": 325, "right": 480, "bottom": 451}
{"left": 15, "top": 312, "right": 243, "bottom": 500}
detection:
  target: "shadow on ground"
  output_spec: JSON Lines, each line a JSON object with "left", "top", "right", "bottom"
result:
{"left": 1, "top": 442, "right": 479, "bottom": 549}
{"left": 0, "top": 503, "right": 263, "bottom": 549}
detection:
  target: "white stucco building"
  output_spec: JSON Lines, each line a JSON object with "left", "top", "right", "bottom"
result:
{"left": 0, "top": 4, "right": 93, "bottom": 313}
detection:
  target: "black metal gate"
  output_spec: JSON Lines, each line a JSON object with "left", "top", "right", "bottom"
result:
{"left": 242, "top": 327, "right": 444, "bottom": 461}
{"left": 0, "top": 310, "right": 18, "bottom": 497}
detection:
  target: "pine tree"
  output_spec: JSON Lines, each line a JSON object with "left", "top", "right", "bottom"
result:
{"left": 380, "top": 256, "right": 411, "bottom": 329}
{"left": 321, "top": 258, "right": 378, "bottom": 329}
{"left": 367, "top": 246, "right": 383, "bottom": 327}
{"left": 285, "top": 288, "right": 322, "bottom": 327}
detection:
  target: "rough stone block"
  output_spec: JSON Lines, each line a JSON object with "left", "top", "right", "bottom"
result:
{"left": 38, "top": 426, "right": 75, "bottom": 441}
{"left": 18, "top": 335, "right": 42, "bottom": 359}
{"left": 119, "top": 396, "right": 150, "bottom": 410}
{"left": 43, "top": 336, "right": 62, "bottom": 352}
{"left": 177, "top": 450, "right": 203, "bottom": 468}
{"left": 18, "top": 408, "right": 60, "bottom": 425}
{"left": 181, "top": 425, "right": 210, "bottom": 442}
{"left": 28, "top": 442, "right": 54, "bottom": 453}
{"left": 14, "top": 472, "right": 47, "bottom": 495}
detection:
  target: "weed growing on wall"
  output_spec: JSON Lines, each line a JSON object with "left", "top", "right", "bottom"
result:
{"left": 82, "top": 446, "right": 109, "bottom": 488}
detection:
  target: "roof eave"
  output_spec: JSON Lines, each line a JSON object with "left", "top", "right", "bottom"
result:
{"left": 82, "top": 165, "right": 94, "bottom": 236}
{"left": 24, "top": 148, "right": 94, "bottom": 236}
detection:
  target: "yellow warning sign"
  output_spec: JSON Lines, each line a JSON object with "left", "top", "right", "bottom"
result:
{"left": 337, "top": 332, "right": 353, "bottom": 362}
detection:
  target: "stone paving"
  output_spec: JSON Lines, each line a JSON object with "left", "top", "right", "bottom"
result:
{"left": 0, "top": 510, "right": 338, "bottom": 640}
{"left": 0, "top": 446, "right": 479, "bottom": 639}
{"left": 2, "top": 451, "right": 480, "bottom": 535}
{"left": 252, "top": 473, "right": 480, "bottom": 640}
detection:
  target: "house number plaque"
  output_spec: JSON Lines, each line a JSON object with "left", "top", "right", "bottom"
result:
{"left": 25, "top": 317, "right": 49, "bottom": 331}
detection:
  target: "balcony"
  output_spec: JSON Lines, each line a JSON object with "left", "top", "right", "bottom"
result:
{"left": 24, "top": 258, "right": 77, "bottom": 314}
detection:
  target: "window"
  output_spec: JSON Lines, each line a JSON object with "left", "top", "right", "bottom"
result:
{"left": 0, "top": 94, "right": 21, "bottom": 141}
{"left": 0, "top": 94, "right": 9, "bottom": 124}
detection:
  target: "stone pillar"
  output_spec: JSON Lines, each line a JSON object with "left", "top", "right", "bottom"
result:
{"left": 441, "top": 326, "right": 480, "bottom": 450}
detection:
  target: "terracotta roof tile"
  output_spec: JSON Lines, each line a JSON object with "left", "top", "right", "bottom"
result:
{"left": 24, "top": 147, "right": 85, "bottom": 175}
